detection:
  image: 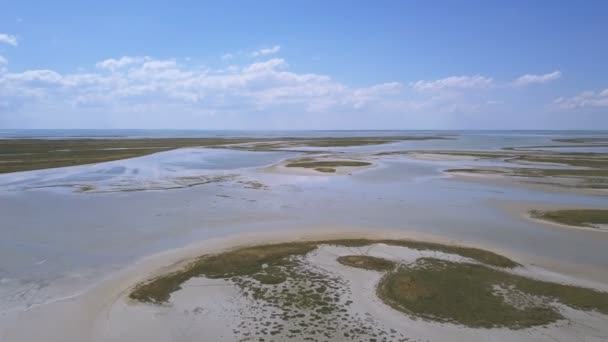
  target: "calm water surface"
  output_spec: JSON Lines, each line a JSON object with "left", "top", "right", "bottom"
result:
{"left": 0, "top": 131, "right": 607, "bottom": 314}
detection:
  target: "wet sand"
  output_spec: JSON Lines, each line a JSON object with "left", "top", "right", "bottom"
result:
{"left": 2, "top": 229, "right": 607, "bottom": 342}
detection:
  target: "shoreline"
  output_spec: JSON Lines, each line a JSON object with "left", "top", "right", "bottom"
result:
{"left": 496, "top": 199, "right": 608, "bottom": 234}
{"left": 3, "top": 226, "right": 608, "bottom": 342}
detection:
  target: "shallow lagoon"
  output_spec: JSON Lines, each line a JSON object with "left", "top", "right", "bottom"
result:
{"left": 0, "top": 131, "right": 607, "bottom": 316}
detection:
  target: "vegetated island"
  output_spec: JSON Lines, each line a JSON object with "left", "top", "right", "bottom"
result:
{"left": 530, "top": 209, "right": 608, "bottom": 229}
{"left": 128, "top": 238, "right": 608, "bottom": 340}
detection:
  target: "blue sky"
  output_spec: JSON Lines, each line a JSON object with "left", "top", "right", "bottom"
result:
{"left": 0, "top": 1, "right": 607, "bottom": 129}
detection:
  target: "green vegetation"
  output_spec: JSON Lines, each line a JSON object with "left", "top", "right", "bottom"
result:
{"left": 320, "top": 238, "right": 519, "bottom": 268}
{"left": 381, "top": 149, "right": 608, "bottom": 169}
{"left": 445, "top": 168, "right": 508, "bottom": 175}
{"left": 553, "top": 138, "right": 608, "bottom": 144}
{"left": 377, "top": 150, "right": 512, "bottom": 159}
{"left": 314, "top": 167, "right": 336, "bottom": 173}
{"left": 378, "top": 258, "right": 608, "bottom": 328}
{"left": 530, "top": 209, "right": 608, "bottom": 228}
{"left": 298, "top": 136, "right": 451, "bottom": 148}
{"left": 237, "top": 180, "right": 268, "bottom": 189}
{"left": 0, "top": 135, "right": 451, "bottom": 173}
{"left": 130, "top": 238, "right": 518, "bottom": 304}
{"left": 430, "top": 147, "right": 608, "bottom": 190}
{"left": 285, "top": 160, "right": 372, "bottom": 169}
{"left": 130, "top": 242, "right": 317, "bottom": 304}
{"left": 130, "top": 238, "right": 608, "bottom": 332}
{"left": 337, "top": 255, "right": 396, "bottom": 271}
{"left": 0, "top": 137, "right": 262, "bottom": 173}
{"left": 512, "top": 154, "right": 608, "bottom": 169}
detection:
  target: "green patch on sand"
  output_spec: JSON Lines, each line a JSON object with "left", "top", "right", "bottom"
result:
{"left": 129, "top": 238, "right": 518, "bottom": 304}
{"left": 130, "top": 242, "right": 316, "bottom": 304}
{"left": 377, "top": 258, "right": 608, "bottom": 329}
{"left": 337, "top": 255, "right": 396, "bottom": 271}
{"left": 324, "top": 238, "right": 519, "bottom": 268}
{"left": 530, "top": 209, "right": 608, "bottom": 228}
{"left": 377, "top": 150, "right": 512, "bottom": 159}
{"left": 0, "top": 138, "right": 266, "bottom": 174}
{"left": 314, "top": 167, "right": 336, "bottom": 173}
{"left": 130, "top": 238, "right": 608, "bottom": 331}
{"left": 553, "top": 138, "right": 608, "bottom": 144}
{"left": 285, "top": 160, "right": 371, "bottom": 169}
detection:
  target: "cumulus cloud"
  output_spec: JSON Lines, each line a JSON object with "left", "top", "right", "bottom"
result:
{"left": 4, "top": 54, "right": 582, "bottom": 128}
{"left": 0, "top": 33, "right": 18, "bottom": 46}
{"left": 96, "top": 56, "right": 150, "bottom": 70}
{"left": 412, "top": 75, "right": 494, "bottom": 91}
{"left": 0, "top": 55, "right": 404, "bottom": 117}
{"left": 250, "top": 45, "right": 281, "bottom": 57}
{"left": 553, "top": 88, "right": 608, "bottom": 110}
{"left": 513, "top": 70, "right": 561, "bottom": 87}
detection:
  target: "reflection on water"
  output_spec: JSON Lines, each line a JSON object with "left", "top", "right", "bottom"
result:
{"left": 0, "top": 148, "right": 296, "bottom": 192}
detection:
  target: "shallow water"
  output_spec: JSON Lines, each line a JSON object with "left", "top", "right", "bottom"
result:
{"left": 0, "top": 131, "right": 607, "bottom": 315}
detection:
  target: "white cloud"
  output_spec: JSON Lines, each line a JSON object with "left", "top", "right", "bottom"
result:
{"left": 243, "top": 58, "right": 287, "bottom": 73}
{"left": 5, "top": 69, "right": 63, "bottom": 84}
{"left": 0, "top": 55, "right": 404, "bottom": 116}
{"left": 351, "top": 82, "right": 402, "bottom": 108}
{"left": 4, "top": 53, "right": 586, "bottom": 129}
{"left": 412, "top": 75, "right": 494, "bottom": 91}
{"left": 96, "top": 56, "right": 150, "bottom": 70}
{"left": 0, "top": 56, "right": 7, "bottom": 67}
{"left": 250, "top": 45, "right": 281, "bottom": 57}
{"left": 552, "top": 88, "right": 608, "bottom": 110}
{"left": 221, "top": 53, "right": 234, "bottom": 61}
{"left": 513, "top": 70, "right": 561, "bottom": 87}
{"left": 0, "top": 33, "right": 18, "bottom": 46}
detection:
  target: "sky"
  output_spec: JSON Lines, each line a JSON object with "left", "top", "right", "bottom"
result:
{"left": 0, "top": 1, "right": 607, "bottom": 130}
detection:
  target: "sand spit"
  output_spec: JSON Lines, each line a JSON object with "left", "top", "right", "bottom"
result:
{"left": 497, "top": 200, "right": 608, "bottom": 234}
{"left": 2, "top": 228, "right": 607, "bottom": 342}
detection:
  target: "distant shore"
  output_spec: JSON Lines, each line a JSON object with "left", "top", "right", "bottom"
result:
{"left": 0, "top": 135, "right": 449, "bottom": 174}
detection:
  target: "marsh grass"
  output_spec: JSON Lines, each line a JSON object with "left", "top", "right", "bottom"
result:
{"left": 285, "top": 161, "right": 371, "bottom": 169}
{"left": 313, "top": 167, "right": 336, "bottom": 173}
{"left": 130, "top": 239, "right": 608, "bottom": 331}
{"left": 129, "top": 238, "right": 518, "bottom": 304}
{"left": 337, "top": 255, "right": 396, "bottom": 271}
{"left": 130, "top": 242, "right": 317, "bottom": 304}
{"left": 0, "top": 138, "right": 262, "bottom": 173}
{"left": 0, "top": 135, "right": 450, "bottom": 173}
{"left": 553, "top": 138, "right": 608, "bottom": 144}
{"left": 377, "top": 258, "right": 608, "bottom": 328}
{"left": 530, "top": 209, "right": 608, "bottom": 228}
{"left": 445, "top": 168, "right": 509, "bottom": 175}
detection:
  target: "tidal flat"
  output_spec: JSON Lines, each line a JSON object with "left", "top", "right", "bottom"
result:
{"left": 0, "top": 135, "right": 448, "bottom": 173}
{"left": 529, "top": 209, "right": 608, "bottom": 229}
{"left": 1, "top": 131, "right": 608, "bottom": 342}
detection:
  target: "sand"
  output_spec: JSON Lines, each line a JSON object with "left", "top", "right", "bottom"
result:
{"left": 2, "top": 228, "right": 607, "bottom": 342}
{"left": 496, "top": 200, "right": 608, "bottom": 234}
